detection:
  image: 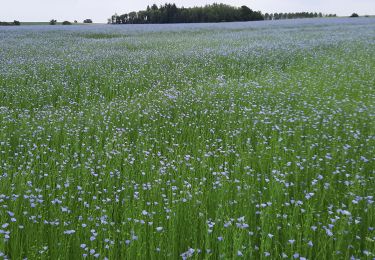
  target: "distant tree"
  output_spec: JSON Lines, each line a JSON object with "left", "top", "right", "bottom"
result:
{"left": 111, "top": 14, "right": 116, "bottom": 24}
{"left": 266, "top": 11, "right": 329, "bottom": 20}
{"left": 0, "top": 21, "right": 21, "bottom": 26}
{"left": 128, "top": 12, "right": 137, "bottom": 24}
{"left": 110, "top": 4, "right": 334, "bottom": 24}
{"left": 350, "top": 13, "right": 359, "bottom": 17}
{"left": 83, "top": 19, "right": 93, "bottom": 23}
{"left": 74, "top": 20, "right": 78, "bottom": 23}
{"left": 49, "top": 19, "right": 57, "bottom": 25}
{"left": 240, "top": 6, "right": 253, "bottom": 21}
{"left": 62, "top": 21, "right": 72, "bottom": 25}
{"left": 138, "top": 11, "right": 148, "bottom": 23}
{"left": 119, "top": 14, "right": 128, "bottom": 24}
{"left": 151, "top": 4, "right": 158, "bottom": 11}
{"left": 116, "top": 14, "right": 122, "bottom": 24}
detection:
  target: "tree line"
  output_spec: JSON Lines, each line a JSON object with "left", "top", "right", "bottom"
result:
{"left": 0, "top": 20, "right": 20, "bottom": 26}
{"left": 49, "top": 19, "right": 93, "bottom": 25}
{"left": 263, "top": 12, "right": 337, "bottom": 20}
{"left": 109, "top": 3, "right": 264, "bottom": 24}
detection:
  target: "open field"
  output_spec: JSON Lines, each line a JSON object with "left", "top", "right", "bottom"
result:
{"left": 15, "top": 22, "right": 98, "bottom": 26}
{"left": 0, "top": 18, "right": 374, "bottom": 259}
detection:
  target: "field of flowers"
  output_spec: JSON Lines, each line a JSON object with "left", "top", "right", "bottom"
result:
{"left": 0, "top": 18, "right": 374, "bottom": 259}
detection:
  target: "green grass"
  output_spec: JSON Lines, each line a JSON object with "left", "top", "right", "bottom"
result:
{"left": 0, "top": 19, "right": 374, "bottom": 259}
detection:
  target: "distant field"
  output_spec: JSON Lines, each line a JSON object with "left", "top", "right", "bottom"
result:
{"left": 18, "top": 22, "right": 51, "bottom": 25}
{"left": 0, "top": 18, "right": 374, "bottom": 259}
{"left": 19, "top": 22, "right": 95, "bottom": 25}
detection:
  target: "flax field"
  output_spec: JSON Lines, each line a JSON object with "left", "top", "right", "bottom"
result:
{"left": 0, "top": 18, "right": 374, "bottom": 259}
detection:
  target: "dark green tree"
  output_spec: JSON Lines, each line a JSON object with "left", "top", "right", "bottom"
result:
{"left": 128, "top": 12, "right": 137, "bottom": 23}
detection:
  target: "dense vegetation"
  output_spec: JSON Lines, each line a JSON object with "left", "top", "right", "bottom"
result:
{"left": 49, "top": 19, "right": 57, "bottom": 25}
{"left": 110, "top": 3, "right": 263, "bottom": 24}
{"left": 0, "top": 18, "right": 374, "bottom": 259}
{"left": 264, "top": 12, "right": 337, "bottom": 20}
{"left": 48, "top": 19, "right": 93, "bottom": 25}
{"left": 0, "top": 21, "right": 20, "bottom": 26}
{"left": 109, "top": 3, "right": 339, "bottom": 24}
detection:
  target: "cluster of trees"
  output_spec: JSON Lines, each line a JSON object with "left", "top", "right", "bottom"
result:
{"left": 49, "top": 19, "right": 93, "bottom": 25}
{"left": 110, "top": 3, "right": 264, "bottom": 24}
{"left": 263, "top": 12, "right": 337, "bottom": 20}
{"left": 350, "top": 13, "right": 359, "bottom": 17}
{"left": 0, "top": 20, "right": 20, "bottom": 26}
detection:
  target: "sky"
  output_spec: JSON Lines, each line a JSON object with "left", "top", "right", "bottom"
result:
{"left": 1, "top": 0, "right": 374, "bottom": 23}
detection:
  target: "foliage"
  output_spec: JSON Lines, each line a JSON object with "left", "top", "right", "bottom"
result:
{"left": 350, "top": 13, "right": 359, "bottom": 17}
{"left": 49, "top": 19, "right": 57, "bottom": 25}
{"left": 0, "top": 21, "right": 21, "bottom": 26}
{"left": 111, "top": 3, "right": 264, "bottom": 24}
{"left": 263, "top": 12, "right": 336, "bottom": 20}
{"left": 62, "top": 21, "right": 72, "bottom": 25}
{"left": 83, "top": 19, "right": 93, "bottom": 23}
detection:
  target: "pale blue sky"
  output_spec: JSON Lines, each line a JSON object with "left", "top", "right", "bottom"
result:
{"left": 1, "top": 0, "right": 374, "bottom": 23}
